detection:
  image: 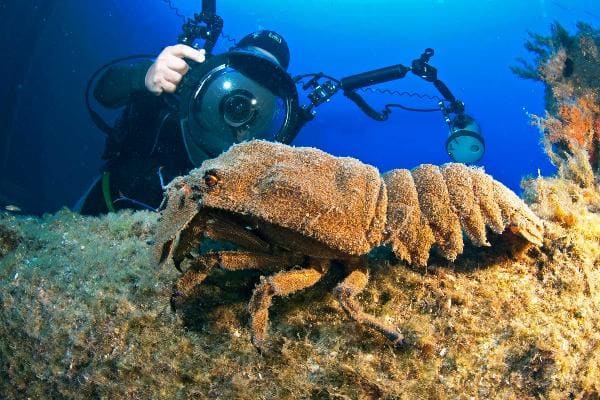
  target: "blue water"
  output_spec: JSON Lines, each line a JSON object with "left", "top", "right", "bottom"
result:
{"left": 1, "top": 0, "right": 598, "bottom": 214}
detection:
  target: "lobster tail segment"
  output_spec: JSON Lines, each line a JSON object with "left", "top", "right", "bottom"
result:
{"left": 382, "top": 163, "right": 544, "bottom": 266}
{"left": 382, "top": 168, "right": 436, "bottom": 266}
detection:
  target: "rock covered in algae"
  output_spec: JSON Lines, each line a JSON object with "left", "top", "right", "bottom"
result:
{"left": 0, "top": 224, "right": 20, "bottom": 259}
{"left": 512, "top": 21, "right": 600, "bottom": 173}
{"left": 1, "top": 175, "right": 599, "bottom": 399}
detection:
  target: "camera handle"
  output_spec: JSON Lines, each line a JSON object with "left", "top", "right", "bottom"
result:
{"left": 177, "top": 0, "right": 223, "bottom": 55}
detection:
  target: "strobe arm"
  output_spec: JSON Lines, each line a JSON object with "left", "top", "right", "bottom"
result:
{"left": 334, "top": 48, "right": 465, "bottom": 120}
{"left": 334, "top": 65, "right": 411, "bottom": 121}
{"left": 295, "top": 48, "right": 483, "bottom": 162}
{"left": 339, "top": 64, "right": 411, "bottom": 91}
{"left": 410, "top": 48, "right": 463, "bottom": 112}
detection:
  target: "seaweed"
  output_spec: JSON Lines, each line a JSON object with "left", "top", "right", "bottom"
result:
{"left": 513, "top": 22, "right": 600, "bottom": 176}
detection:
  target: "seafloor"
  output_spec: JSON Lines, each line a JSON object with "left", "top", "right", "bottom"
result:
{"left": 2, "top": 22, "right": 600, "bottom": 400}
{"left": 0, "top": 167, "right": 599, "bottom": 399}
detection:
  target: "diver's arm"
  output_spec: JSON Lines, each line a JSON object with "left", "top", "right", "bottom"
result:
{"left": 93, "top": 45, "right": 206, "bottom": 108}
{"left": 93, "top": 60, "right": 154, "bottom": 108}
{"left": 144, "top": 44, "right": 206, "bottom": 95}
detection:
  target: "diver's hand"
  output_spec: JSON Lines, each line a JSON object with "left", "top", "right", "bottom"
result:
{"left": 145, "top": 44, "right": 206, "bottom": 95}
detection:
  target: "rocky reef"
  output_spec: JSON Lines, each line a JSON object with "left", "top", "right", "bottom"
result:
{"left": 511, "top": 21, "right": 600, "bottom": 174}
{"left": 1, "top": 24, "right": 599, "bottom": 400}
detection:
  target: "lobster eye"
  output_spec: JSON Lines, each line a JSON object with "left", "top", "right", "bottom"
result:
{"left": 203, "top": 171, "right": 220, "bottom": 188}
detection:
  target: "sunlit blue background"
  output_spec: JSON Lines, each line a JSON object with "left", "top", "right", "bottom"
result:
{"left": 1, "top": 0, "right": 598, "bottom": 213}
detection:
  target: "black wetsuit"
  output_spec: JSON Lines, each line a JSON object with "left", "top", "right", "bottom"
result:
{"left": 80, "top": 60, "right": 194, "bottom": 215}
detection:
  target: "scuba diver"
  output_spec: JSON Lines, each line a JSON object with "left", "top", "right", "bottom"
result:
{"left": 79, "top": 0, "right": 485, "bottom": 215}
{"left": 78, "top": 30, "right": 292, "bottom": 215}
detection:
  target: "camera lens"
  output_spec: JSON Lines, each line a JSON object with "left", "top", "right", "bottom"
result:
{"left": 221, "top": 90, "right": 257, "bottom": 127}
{"left": 185, "top": 63, "right": 288, "bottom": 166}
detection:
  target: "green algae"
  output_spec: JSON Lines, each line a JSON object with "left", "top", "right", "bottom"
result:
{"left": 1, "top": 187, "right": 599, "bottom": 399}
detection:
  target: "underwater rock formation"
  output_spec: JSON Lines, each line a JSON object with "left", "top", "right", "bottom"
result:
{"left": 512, "top": 22, "right": 600, "bottom": 173}
{"left": 1, "top": 177, "right": 599, "bottom": 398}
{"left": 1, "top": 151, "right": 599, "bottom": 398}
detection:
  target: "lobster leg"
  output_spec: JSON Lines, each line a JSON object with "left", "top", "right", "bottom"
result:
{"left": 334, "top": 266, "right": 404, "bottom": 345}
{"left": 248, "top": 260, "right": 328, "bottom": 350}
{"left": 171, "top": 251, "right": 304, "bottom": 310}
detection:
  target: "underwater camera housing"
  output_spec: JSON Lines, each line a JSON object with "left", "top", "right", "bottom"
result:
{"left": 178, "top": 49, "right": 304, "bottom": 166}
{"left": 175, "top": 1, "right": 308, "bottom": 166}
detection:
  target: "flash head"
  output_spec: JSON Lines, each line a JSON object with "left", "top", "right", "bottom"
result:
{"left": 445, "top": 114, "right": 485, "bottom": 163}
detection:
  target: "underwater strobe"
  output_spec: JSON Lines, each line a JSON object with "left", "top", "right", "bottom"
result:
{"left": 444, "top": 112, "right": 485, "bottom": 164}
{"left": 437, "top": 96, "right": 485, "bottom": 163}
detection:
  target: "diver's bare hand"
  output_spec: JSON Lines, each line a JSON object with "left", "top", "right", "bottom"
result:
{"left": 145, "top": 44, "right": 206, "bottom": 95}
